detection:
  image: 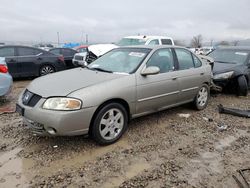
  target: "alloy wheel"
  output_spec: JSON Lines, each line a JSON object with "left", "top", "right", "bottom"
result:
{"left": 197, "top": 87, "right": 208, "bottom": 107}
{"left": 99, "top": 108, "right": 124, "bottom": 140}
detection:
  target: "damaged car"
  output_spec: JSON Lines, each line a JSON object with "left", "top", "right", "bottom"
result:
{"left": 16, "top": 46, "right": 211, "bottom": 145}
{"left": 208, "top": 47, "right": 250, "bottom": 96}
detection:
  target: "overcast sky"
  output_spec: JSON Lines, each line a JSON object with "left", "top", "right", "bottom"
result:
{"left": 1, "top": 0, "right": 250, "bottom": 44}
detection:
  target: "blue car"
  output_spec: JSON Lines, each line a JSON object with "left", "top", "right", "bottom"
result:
{"left": 0, "top": 57, "right": 13, "bottom": 96}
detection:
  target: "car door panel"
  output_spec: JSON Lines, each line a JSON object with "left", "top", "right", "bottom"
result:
{"left": 17, "top": 47, "right": 40, "bottom": 76}
{"left": 136, "top": 72, "right": 179, "bottom": 114}
{"left": 174, "top": 48, "right": 205, "bottom": 102}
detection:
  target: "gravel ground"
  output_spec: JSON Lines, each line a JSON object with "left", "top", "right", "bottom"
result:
{"left": 0, "top": 80, "right": 250, "bottom": 188}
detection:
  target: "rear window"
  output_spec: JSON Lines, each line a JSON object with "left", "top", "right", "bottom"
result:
{"left": 161, "top": 39, "right": 173, "bottom": 45}
{"left": 209, "top": 49, "right": 249, "bottom": 64}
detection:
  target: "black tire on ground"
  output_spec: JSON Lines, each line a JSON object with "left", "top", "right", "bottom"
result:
{"left": 193, "top": 84, "right": 210, "bottom": 110}
{"left": 237, "top": 76, "right": 248, "bottom": 96}
{"left": 91, "top": 103, "right": 128, "bottom": 145}
{"left": 39, "top": 65, "right": 55, "bottom": 76}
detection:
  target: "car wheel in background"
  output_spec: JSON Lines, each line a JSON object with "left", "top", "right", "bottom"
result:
{"left": 91, "top": 103, "right": 128, "bottom": 145}
{"left": 40, "top": 65, "right": 55, "bottom": 76}
{"left": 194, "top": 84, "right": 209, "bottom": 110}
{"left": 237, "top": 76, "right": 248, "bottom": 96}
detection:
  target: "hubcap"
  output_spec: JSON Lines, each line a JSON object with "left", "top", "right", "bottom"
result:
{"left": 197, "top": 87, "right": 208, "bottom": 107}
{"left": 41, "top": 66, "right": 54, "bottom": 76}
{"left": 99, "top": 108, "right": 124, "bottom": 140}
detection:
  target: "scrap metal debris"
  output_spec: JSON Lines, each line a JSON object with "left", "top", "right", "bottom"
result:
{"left": 218, "top": 104, "right": 250, "bottom": 118}
{"left": 217, "top": 123, "right": 228, "bottom": 131}
{"left": 233, "top": 168, "right": 250, "bottom": 188}
{"left": 178, "top": 113, "right": 191, "bottom": 118}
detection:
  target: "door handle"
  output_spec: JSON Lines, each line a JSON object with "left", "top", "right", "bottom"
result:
{"left": 200, "top": 72, "right": 205, "bottom": 75}
{"left": 172, "top": 77, "right": 178, "bottom": 80}
{"left": 37, "top": 57, "right": 42, "bottom": 60}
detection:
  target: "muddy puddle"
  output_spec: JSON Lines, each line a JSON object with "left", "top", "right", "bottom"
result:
{"left": 0, "top": 148, "right": 34, "bottom": 187}
{"left": 36, "top": 138, "right": 131, "bottom": 176}
{"left": 102, "top": 158, "right": 151, "bottom": 188}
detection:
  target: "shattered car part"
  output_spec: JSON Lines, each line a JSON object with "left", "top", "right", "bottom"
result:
{"left": 218, "top": 104, "right": 250, "bottom": 118}
{"left": 233, "top": 168, "right": 250, "bottom": 188}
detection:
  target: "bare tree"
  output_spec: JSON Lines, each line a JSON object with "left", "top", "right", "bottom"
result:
{"left": 191, "top": 34, "right": 203, "bottom": 48}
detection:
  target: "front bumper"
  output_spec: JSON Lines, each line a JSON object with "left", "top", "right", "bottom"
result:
{"left": 72, "top": 59, "right": 87, "bottom": 67}
{"left": 0, "top": 73, "right": 13, "bottom": 96}
{"left": 17, "top": 95, "right": 97, "bottom": 136}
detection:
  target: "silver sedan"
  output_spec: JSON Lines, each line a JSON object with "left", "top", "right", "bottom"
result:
{"left": 17, "top": 46, "right": 211, "bottom": 145}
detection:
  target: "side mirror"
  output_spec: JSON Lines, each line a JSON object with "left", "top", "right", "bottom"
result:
{"left": 141, "top": 66, "right": 160, "bottom": 76}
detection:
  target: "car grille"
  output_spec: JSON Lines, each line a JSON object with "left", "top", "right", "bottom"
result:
{"left": 85, "top": 51, "right": 97, "bottom": 64}
{"left": 74, "top": 55, "right": 84, "bottom": 61}
{"left": 22, "top": 90, "right": 42, "bottom": 107}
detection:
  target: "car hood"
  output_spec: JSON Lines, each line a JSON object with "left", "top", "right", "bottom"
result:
{"left": 88, "top": 44, "right": 118, "bottom": 57}
{"left": 27, "top": 68, "right": 126, "bottom": 98}
{"left": 212, "top": 62, "right": 240, "bottom": 74}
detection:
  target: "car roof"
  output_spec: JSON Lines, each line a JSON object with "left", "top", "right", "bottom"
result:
{"left": 0, "top": 45, "right": 37, "bottom": 48}
{"left": 217, "top": 46, "right": 250, "bottom": 51}
{"left": 123, "top": 36, "right": 173, "bottom": 40}
{"left": 50, "top": 47, "right": 76, "bottom": 50}
{"left": 118, "top": 45, "right": 186, "bottom": 50}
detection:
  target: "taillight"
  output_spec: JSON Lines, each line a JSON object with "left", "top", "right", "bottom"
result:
{"left": 58, "top": 55, "right": 64, "bottom": 62}
{"left": 0, "top": 65, "right": 8, "bottom": 73}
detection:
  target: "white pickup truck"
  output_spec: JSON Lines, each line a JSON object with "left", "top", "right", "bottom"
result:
{"left": 72, "top": 35, "right": 175, "bottom": 66}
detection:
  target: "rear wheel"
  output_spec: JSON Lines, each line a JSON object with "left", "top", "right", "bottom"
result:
{"left": 194, "top": 84, "right": 209, "bottom": 110}
{"left": 237, "top": 76, "right": 248, "bottom": 96}
{"left": 40, "top": 65, "right": 55, "bottom": 76}
{"left": 91, "top": 103, "right": 128, "bottom": 145}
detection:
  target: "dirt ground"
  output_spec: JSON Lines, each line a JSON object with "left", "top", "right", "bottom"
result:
{"left": 0, "top": 80, "right": 250, "bottom": 188}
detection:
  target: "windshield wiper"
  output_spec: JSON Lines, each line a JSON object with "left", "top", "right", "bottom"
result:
{"left": 88, "top": 67, "right": 113, "bottom": 73}
{"left": 215, "top": 61, "right": 237, "bottom": 64}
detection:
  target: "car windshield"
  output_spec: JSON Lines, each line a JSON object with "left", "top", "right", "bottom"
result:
{"left": 208, "top": 49, "right": 249, "bottom": 64}
{"left": 117, "top": 38, "right": 146, "bottom": 46}
{"left": 88, "top": 48, "right": 151, "bottom": 74}
{"left": 78, "top": 48, "right": 87, "bottom": 53}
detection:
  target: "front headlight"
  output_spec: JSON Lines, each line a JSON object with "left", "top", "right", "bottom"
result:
{"left": 42, "top": 97, "right": 82, "bottom": 111}
{"left": 213, "top": 71, "right": 234, "bottom": 80}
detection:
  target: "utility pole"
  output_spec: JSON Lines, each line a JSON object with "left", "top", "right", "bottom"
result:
{"left": 57, "top": 32, "right": 60, "bottom": 46}
{"left": 86, "top": 34, "right": 88, "bottom": 44}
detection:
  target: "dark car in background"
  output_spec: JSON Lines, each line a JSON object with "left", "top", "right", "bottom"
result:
{"left": 49, "top": 48, "right": 77, "bottom": 68}
{"left": 208, "top": 47, "right": 250, "bottom": 96}
{"left": 0, "top": 45, "right": 66, "bottom": 78}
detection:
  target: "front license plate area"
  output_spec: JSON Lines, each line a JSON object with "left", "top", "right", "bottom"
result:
{"left": 16, "top": 104, "right": 24, "bottom": 116}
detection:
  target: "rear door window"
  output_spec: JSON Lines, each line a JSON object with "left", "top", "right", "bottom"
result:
{"left": 0, "top": 47, "right": 15, "bottom": 57}
{"left": 50, "top": 49, "right": 61, "bottom": 55}
{"left": 192, "top": 54, "right": 202, "bottom": 68}
{"left": 161, "top": 39, "right": 173, "bottom": 45}
{"left": 62, "top": 49, "right": 75, "bottom": 56}
{"left": 175, "top": 49, "right": 194, "bottom": 70}
{"left": 18, "top": 47, "right": 42, "bottom": 56}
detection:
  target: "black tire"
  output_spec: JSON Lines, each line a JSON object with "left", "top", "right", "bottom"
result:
{"left": 237, "top": 76, "right": 248, "bottom": 96}
{"left": 39, "top": 65, "right": 55, "bottom": 76}
{"left": 91, "top": 103, "right": 128, "bottom": 145}
{"left": 193, "top": 84, "right": 210, "bottom": 110}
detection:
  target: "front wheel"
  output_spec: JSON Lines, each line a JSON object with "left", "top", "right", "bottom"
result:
{"left": 91, "top": 103, "right": 128, "bottom": 145}
{"left": 194, "top": 84, "right": 209, "bottom": 110}
{"left": 40, "top": 65, "right": 55, "bottom": 76}
{"left": 237, "top": 76, "right": 248, "bottom": 96}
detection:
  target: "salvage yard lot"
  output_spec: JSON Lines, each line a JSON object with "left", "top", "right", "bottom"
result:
{"left": 0, "top": 80, "right": 250, "bottom": 187}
